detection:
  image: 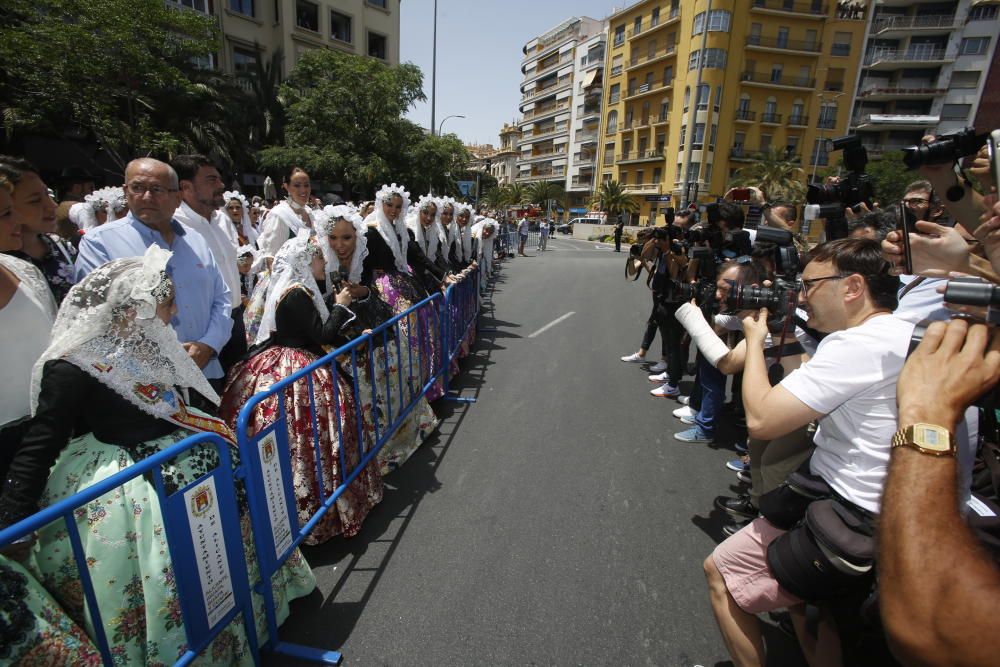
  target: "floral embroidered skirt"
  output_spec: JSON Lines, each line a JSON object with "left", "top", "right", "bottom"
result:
{"left": 351, "top": 344, "right": 439, "bottom": 476}
{"left": 372, "top": 269, "right": 447, "bottom": 403}
{"left": 25, "top": 423, "right": 316, "bottom": 666}
{"left": 0, "top": 555, "right": 102, "bottom": 665}
{"left": 221, "top": 345, "right": 383, "bottom": 544}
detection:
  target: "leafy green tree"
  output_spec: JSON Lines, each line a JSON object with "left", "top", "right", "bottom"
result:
{"left": 259, "top": 49, "right": 428, "bottom": 197}
{"left": 526, "top": 180, "right": 566, "bottom": 220}
{"left": 732, "top": 146, "right": 807, "bottom": 203}
{"left": 590, "top": 180, "right": 639, "bottom": 219}
{"left": 504, "top": 183, "right": 527, "bottom": 206}
{"left": 864, "top": 151, "right": 915, "bottom": 206}
{"left": 0, "top": 0, "right": 221, "bottom": 168}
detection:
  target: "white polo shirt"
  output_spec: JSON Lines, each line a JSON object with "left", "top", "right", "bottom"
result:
{"left": 780, "top": 313, "right": 915, "bottom": 514}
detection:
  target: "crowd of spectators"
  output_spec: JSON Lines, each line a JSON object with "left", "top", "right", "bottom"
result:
{"left": 0, "top": 154, "right": 499, "bottom": 661}
{"left": 619, "top": 133, "right": 1000, "bottom": 666}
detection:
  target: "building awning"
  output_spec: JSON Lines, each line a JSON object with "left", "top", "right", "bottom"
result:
{"left": 569, "top": 207, "right": 588, "bottom": 214}
{"left": 582, "top": 69, "right": 599, "bottom": 89}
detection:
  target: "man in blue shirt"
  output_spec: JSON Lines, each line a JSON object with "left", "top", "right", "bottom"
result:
{"left": 75, "top": 158, "right": 232, "bottom": 383}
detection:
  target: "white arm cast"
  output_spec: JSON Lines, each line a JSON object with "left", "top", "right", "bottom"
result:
{"left": 674, "top": 302, "right": 730, "bottom": 368}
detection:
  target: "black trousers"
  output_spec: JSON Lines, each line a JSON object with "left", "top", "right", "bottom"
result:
{"left": 652, "top": 299, "right": 685, "bottom": 387}
{"left": 218, "top": 305, "right": 247, "bottom": 378}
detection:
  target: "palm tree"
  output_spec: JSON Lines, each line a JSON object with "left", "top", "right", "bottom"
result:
{"left": 526, "top": 180, "right": 566, "bottom": 221}
{"left": 731, "top": 146, "right": 807, "bottom": 202}
{"left": 590, "top": 180, "right": 639, "bottom": 222}
{"left": 480, "top": 186, "right": 506, "bottom": 211}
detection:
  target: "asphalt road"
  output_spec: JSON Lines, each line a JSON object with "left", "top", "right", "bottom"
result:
{"left": 270, "top": 235, "right": 806, "bottom": 666}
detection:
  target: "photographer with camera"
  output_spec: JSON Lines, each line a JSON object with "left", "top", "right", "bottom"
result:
{"left": 621, "top": 227, "right": 688, "bottom": 393}
{"left": 671, "top": 259, "right": 769, "bottom": 445}
{"left": 703, "top": 238, "right": 908, "bottom": 667}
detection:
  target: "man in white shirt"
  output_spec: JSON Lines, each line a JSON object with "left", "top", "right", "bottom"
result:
{"left": 171, "top": 155, "right": 244, "bottom": 375}
{"left": 517, "top": 217, "right": 529, "bottom": 256}
{"left": 703, "top": 238, "right": 910, "bottom": 667}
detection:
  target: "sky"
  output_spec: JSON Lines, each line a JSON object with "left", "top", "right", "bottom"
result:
{"left": 400, "top": 0, "right": 628, "bottom": 146}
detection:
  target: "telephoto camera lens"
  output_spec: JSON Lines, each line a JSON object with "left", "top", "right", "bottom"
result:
{"left": 901, "top": 128, "right": 987, "bottom": 170}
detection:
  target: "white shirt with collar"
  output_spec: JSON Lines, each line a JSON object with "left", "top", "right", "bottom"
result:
{"left": 174, "top": 200, "right": 241, "bottom": 309}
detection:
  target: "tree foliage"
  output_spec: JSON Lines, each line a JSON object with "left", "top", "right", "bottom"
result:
{"left": 731, "top": 147, "right": 807, "bottom": 203}
{"left": 864, "top": 151, "right": 915, "bottom": 206}
{"left": 525, "top": 180, "right": 566, "bottom": 218}
{"left": 590, "top": 180, "right": 639, "bottom": 216}
{"left": 259, "top": 49, "right": 465, "bottom": 199}
{"left": 0, "top": 0, "right": 229, "bottom": 168}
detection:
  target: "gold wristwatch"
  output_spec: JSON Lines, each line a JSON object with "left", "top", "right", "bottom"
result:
{"left": 891, "top": 423, "right": 956, "bottom": 457}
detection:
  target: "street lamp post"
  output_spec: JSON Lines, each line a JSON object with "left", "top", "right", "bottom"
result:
{"left": 811, "top": 91, "right": 845, "bottom": 183}
{"left": 431, "top": 0, "right": 437, "bottom": 137}
{"left": 437, "top": 114, "right": 466, "bottom": 137}
{"left": 430, "top": 115, "right": 465, "bottom": 195}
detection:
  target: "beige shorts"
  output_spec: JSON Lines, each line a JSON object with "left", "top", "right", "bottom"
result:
{"left": 712, "top": 517, "right": 803, "bottom": 614}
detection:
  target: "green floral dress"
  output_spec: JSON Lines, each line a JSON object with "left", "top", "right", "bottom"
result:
{"left": 26, "top": 425, "right": 316, "bottom": 666}
{"left": 0, "top": 554, "right": 102, "bottom": 665}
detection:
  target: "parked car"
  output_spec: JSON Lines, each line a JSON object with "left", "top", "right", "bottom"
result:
{"left": 556, "top": 222, "right": 573, "bottom": 234}
{"left": 569, "top": 217, "right": 602, "bottom": 225}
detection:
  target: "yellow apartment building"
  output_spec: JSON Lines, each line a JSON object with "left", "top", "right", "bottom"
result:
{"left": 596, "top": 0, "right": 868, "bottom": 225}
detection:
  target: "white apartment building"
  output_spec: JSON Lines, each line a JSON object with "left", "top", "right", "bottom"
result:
{"left": 850, "top": 0, "right": 999, "bottom": 156}
{"left": 566, "top": 31, "right": 607, "bottom": 212}
{"left": 516, "top": 16, "right": 606, "bottom": 212}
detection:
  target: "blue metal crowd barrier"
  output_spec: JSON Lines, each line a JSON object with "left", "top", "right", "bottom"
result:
{"left": 235, "top": 269, "right": 482, "bottom": 664}
{"left": 0, "top": 268, "right": 489, "bottom": 666}
{"left": 0, "top": 432, "right": 256, "bottom": 667}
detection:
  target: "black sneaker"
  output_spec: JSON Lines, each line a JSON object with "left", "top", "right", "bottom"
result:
{"left": 722, "top": 518, "right": 752, "bottom": 537}
{"left": 714, "top": 495, "right": 759, "bottom": 520}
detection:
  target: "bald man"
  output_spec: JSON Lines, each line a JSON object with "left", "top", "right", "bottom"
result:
{"left": 75, "top": 158, "right": 232, "bottom": 383}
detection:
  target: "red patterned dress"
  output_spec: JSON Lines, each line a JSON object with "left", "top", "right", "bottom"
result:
{"left": 221, "top": 286, "right": 383, "bottom": 544}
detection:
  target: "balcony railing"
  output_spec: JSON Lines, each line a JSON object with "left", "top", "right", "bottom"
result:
{"left": 788, "top": 114, "right": 809, "bottom": 126}
{"left": 627, "top": 45, "right": 677, "bottom": 69}
{"left": 746, "top": 35, "right": 822, "bottom": 53}
{"left": 576, "top": 130, "right": 598, "bottom": 142}
{"left": 864, "top": 48, "right": 954, "bottom": 66}
{"left": 817, "top": 117, "right": 836, "bottom": 129}
{"left": 618, "top": 149, "right": 666, "bottom": 163}
{"left": 623, "top": 183, "right": 663, "bottom": 194}
{"left": 522, "top": 100, "right": 571, "bottom": 121}
{"left": 750, "top": 0, "right": 828, "bottom": 16}
{"left": 626, "top": 8, "right": 679, "bottom": 37}
{"left": 761, "top": 112, "right": 783, "bottom": 124}
{"left": 740, "top": 71, "right": 815, "bottom": 88}
{"left": 857, "top": 85, "right": 947, "bottom": 98}
{"left": 735, "top": 109, "right": 757, "bottom": 122}
{"left": 625, "top": 80, "right": 672, "bottom": 100}
{"left": 571, "top": 176, "right": 595, "bottom": 187}
{"left": 872, "top": 14, "right": 957, "bottom": 33}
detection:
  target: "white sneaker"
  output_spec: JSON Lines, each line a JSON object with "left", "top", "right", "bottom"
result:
{"left": 648, "top": 371, "right": 668, "bottom": 383}
{"left": 650, "top": 382, "right": 680, "bottom": 398}
{"left": 678, "top": 395, "right": 690, "bottom": 406}
{"left": 673, "top": 405, "right": 696, "bottom": 420}
{"left": 621, "top": 352, "right": 645, "bottom": 363}
{"left": 649, "top": 359, "right": 668, "bottom": 373}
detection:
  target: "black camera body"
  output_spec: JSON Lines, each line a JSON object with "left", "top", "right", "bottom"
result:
{"left": 806, "top": 135, "right": 875, "bottom": 240}
{"left": 662, "top": 246, "right": 718, "bottom": 308}
{"left": 725, "top": 278, "right": 800, "bottom": 321}
{"left": 902, "top": 128, "right": 988, "bottom": 170}
{"left": 753, "top": 226, "right": 801, "bottom": 276}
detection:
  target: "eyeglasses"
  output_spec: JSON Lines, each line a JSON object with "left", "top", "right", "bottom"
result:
{"left": 127, "top": 182, "right": 178, "bottom": 197}
{"left": 903, "top": 197, "right": 930, "bottom": 206}
{"left": 800, "top": 274, "right": 846, "bottom": 294}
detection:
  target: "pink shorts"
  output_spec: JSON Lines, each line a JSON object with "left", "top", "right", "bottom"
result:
{"left": 712, "top": 517, "right": 803, "bottom": 614}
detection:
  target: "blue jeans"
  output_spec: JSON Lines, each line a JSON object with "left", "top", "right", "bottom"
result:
{"left": 695, "top": 354, "right": 725, "bottom": 438}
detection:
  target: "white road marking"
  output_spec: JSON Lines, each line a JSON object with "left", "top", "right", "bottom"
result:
{"left": 528, "top": 311, "right": 576, "bottom": 338}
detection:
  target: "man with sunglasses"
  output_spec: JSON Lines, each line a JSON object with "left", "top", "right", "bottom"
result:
{"left": 703, "top": 238, "right": 911, "bottom": 667}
